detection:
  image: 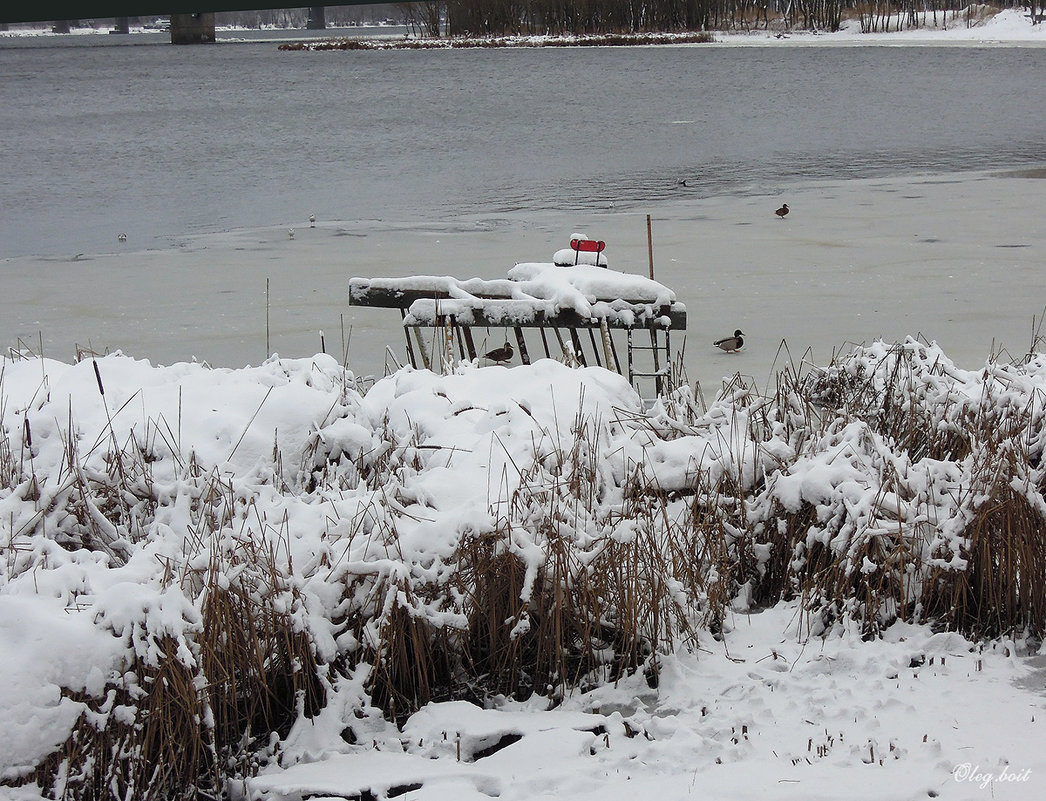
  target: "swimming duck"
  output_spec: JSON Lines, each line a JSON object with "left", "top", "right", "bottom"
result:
{"left": 714, "top": 330, "right": 745, "bottom": 352}
{"left": 775, "top": 203, "right": 789, "bottom": 218}
{"left": 482, "top": 341, "right": 514, "bottom": 364}
{"left": 117, "top": 233, "right": 127, "bottom": 242}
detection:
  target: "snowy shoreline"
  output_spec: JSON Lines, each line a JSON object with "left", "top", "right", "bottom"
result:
{"left": 5, "top": 8, "right": 1044, "bottom": 47}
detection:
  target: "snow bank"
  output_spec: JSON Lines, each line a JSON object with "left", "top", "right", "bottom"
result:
{"left": 2, "top": 341, "right": 1046, "bottom": 799}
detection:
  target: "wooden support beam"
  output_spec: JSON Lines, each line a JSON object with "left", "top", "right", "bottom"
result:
{"left": 569, "top": 329, "right": 587, "bottom": 367}
{"left": 627, "top": 329, "right": 635, "bottom": 389}
{"left": 412, "top": 327, "right": 431, "bottom": 370}
{"left": 539, "top": 328, "right": 551, "bottom": 359}
{"left": 513, "top": 327, "right": 531, "bottom": 365}
{"left": 599, "top": 320, "right": 618, "bottom": 374}
{"left": 649, "top": 327, "right": 663, "bottom": 396}
{"left": 400, "top": 309, "right": 417, "bottom": 368}
{"left": 462, "top": 326, "right": 477, "bottom": 360}
{"left": 552, "top": 327, "right": 569, "bottom": 362}
{"left": 587, "top": 327, "right": 603, "bottom": 367}
{"left": 452, "top": 316, "right": 467, "bottom": 360}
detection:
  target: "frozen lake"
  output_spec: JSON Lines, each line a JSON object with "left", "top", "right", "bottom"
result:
{"left": 2, "top": 35, "right": 1045, "bottom": 258}
{"left": 1, "top": 34, "right": 1045, "bottom": 387}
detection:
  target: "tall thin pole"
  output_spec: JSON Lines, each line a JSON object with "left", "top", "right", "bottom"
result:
{"left": 266, "top": 278, "right": 270, "bottom": 358}
{"left": 646, "top": 214, "right": 654, "bottom": 280}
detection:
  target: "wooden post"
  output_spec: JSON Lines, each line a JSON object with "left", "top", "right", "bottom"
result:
{"left": 646, "top": 214, "right": 655, "bottom": 280}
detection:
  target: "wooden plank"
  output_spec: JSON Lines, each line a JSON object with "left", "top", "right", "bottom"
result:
{"left": 349, "top": 279, "right": 687, "bottom": 330}
{"left": 400, "top": 306, "right": 686, "bottom": 331}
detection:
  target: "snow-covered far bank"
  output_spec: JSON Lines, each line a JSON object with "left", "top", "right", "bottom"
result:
{"left": 712, "top": 7, "right": 1046, "bottom": 45}
{"left": 6, "top": 7, "right": 1043, "bottom": 45}
{"left": 2, "top": 340, "right": 1046, "bottom": 800}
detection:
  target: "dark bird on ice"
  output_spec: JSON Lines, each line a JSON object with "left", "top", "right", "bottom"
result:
{"left": 483, "top": 341, "right": 514, "bottom": 364}
{"left": 714, "top": 330, "right": 745, "bottom": 352}
{"left": 775, "top": 203, "right": 789, "bottom": 218}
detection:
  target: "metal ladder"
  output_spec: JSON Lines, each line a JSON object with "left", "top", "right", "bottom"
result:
{"left": 627, "top": 326, "right": 672, "bottom": 398}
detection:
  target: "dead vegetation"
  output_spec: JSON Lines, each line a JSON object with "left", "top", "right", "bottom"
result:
{"left": 3, "top": 339, "right": 1046, "bottom": 799}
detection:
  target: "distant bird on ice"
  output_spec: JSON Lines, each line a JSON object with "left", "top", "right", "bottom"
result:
{"left": 309, "top": 214, "right": 316, "bottom": 227}
{"left": 775, "top": 203, "right": 789, "bottom": 218}
{"left": 288, "top": 228, "right": 295, "bottom": 240}
{"left": 117, "top": 233, "right": 127, "bottom": 242}
{"left": 714, "top": 329, "right": 745, "bottom": 352}
{"left": 483, "top": 341, "right": 514, "bottom": 364}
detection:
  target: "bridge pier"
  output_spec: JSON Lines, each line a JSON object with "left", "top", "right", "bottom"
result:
{"left": 170, "top": 12, "right": 215, "bottom": 44}
{"left": 111, "top": 16, "right": 129, "bottom": 34}
{"left": 52, "top": 20, "right": 71, "bottom": 33}
{"left": 307, "top": 6, "right": 326, "bottom": 30}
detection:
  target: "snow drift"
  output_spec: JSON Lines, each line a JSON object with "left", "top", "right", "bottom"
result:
{"left": 1, "top": 339, "right": 1044, "bottom": 798}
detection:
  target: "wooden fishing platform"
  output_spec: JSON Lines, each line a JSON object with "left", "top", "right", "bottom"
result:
{"left": 348, "top": 237, "right": 687, "bottom": 396}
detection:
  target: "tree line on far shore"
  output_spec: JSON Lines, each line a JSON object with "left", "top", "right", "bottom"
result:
{"left": 395, "top": 1, "right": 1043, "bottom": 36}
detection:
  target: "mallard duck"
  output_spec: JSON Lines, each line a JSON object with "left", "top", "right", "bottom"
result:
{"left": 483, "top": 341, "right": 514, "bottom": 364}
{"left": 775, "top": 203, "right": 789, "bottom": 218}
{"left": 714, "top": 330, "right": 745, "bottom": 352}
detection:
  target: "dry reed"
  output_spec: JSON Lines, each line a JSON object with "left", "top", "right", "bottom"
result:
{"left": 6, "top": 339, "right": 1046, "bottom": 800}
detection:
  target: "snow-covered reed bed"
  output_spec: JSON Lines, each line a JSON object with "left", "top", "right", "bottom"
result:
{"left": 1, "top": 339, "right": 1044, "bottom": 799}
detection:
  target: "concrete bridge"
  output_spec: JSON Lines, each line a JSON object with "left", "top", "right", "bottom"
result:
{"left": 0, "top": 3, "right": 391, "bottom": 44}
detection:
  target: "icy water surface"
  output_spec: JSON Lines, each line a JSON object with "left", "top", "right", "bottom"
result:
{"left": 1, "top": 36, "right": 1045, "bottom": 257}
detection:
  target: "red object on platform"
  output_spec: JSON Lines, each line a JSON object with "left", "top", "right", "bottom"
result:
{"left": 570, "top": 239, "right": 606, "bottom": 253}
